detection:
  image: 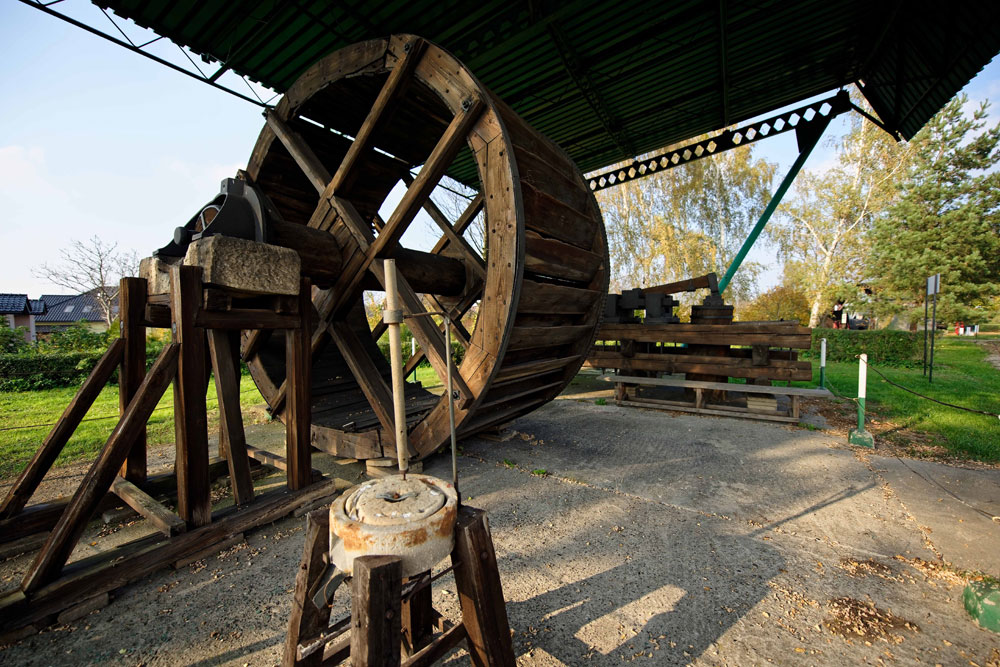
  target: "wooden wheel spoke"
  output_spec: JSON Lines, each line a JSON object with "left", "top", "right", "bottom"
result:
{"left": 403, "top": 289, "right": 481, "bottom": 377}
{"left": 402, "top": 173, "right": 486, "bottom": 278}
{"left": 326, "top": 320, "right": 398, "bottom": 442}
{"left": 431, "top": 193, "right": 484, "bottom": 255}
{"left": 265, "top": 111, "right": 331, "bottom": 195}
{"left": 329, "top": 38, "right": 427, "bottom": 196}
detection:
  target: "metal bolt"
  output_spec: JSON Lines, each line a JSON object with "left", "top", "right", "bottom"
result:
{"left": 461, "top": 99, "right": 472, "bottom": 112}
{"left": 385, "top": 610, "right": 395, "bottom": 620}
{"left": 404, "top": 41, "right": 412, "bottom": 52}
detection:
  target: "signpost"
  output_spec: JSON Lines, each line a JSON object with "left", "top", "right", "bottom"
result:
{"left": 924, "top": 274, "right": 940, "bottom": 382}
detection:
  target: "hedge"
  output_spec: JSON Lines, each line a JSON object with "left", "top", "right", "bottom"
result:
{"left": 376, "top": 338, "right": 466, "bottom": 368}
{"left": 804, "top": 327, "right": 920, "bottom": 366}
{"left": 0, "top": 351, "right": 112, "bottom": 391}
{"left": 980, "top": 323, "right": 1000, "bottom": 333}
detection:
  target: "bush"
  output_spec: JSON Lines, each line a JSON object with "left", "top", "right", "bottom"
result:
{"left": 805, "top": 327, "right": 920, "bottom": 366}
{"left": 0, "top": 325, "right": 30, "bottom": 353}
{"left": 980, "top": 323, "right": 1000, "bottom": 333}
{"left": 0, "top": 350, "right": 111, "bottom": 391}
{"left": 376, "top": 337, "right": 465, "bottom": 367}
{"left": 37, "top": 322, "right": 114, "bottom": 353}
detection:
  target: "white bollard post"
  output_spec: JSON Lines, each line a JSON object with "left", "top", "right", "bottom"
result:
{"left": 819, "top": 337, "right": 827, "bottom": 389}
{"left": 848, "top": 353, "right": 874, "bottom": 448}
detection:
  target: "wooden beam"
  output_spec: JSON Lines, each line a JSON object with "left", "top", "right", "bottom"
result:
{"left": 431, "top": 193, "right": 484, "bottom": 255}
{"left": 402, "top": 570, "right": 433, "bottom": 656}
{"left": 0, "top": 339, "right": 124, "bottom": 520}
{"left": 207, "top": 330, "right": 255, "bottom": 506}
{"left": 327, "top": 321, "right": 397, "bottom": 444}
{"left": 351, "top": 555, "right": 403, "bottom": 667}
{"left": 171, "top": 266, "right": 211, "bottom": 528}
{"left": 110, "top": 476, "right": 186, "bottom": 537}
{"left": 285, "top": 279, "right": 313, "bottom": 491}
{"left": 324, "top": 99, "right": 484, "bottom": 320}
{"left": 329, "top": 38, "right": 426, "bottom": 195}
{"left": 451, "top": 507, "right": 516, "bottom": 667}
{"left": 118, "top": 277, "right": 147, "bottom": 484}
{"left": 22, "top": 344, "right": 180, "bottom": 594}
{"left": 265, "top": 112, "right": 331, "bottom": 194}
{"left": 402, "top": 173, "right": 485, "bottom": 279}
{"left": 401, "top": 621, "right": 468, "bottom": 667}
{"left": 282, "top": 509, "right": 331, "bottom": 667}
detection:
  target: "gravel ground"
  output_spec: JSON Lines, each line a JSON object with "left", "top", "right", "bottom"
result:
{"left": 1, "top": 395, "right": 998, "bottom": 666}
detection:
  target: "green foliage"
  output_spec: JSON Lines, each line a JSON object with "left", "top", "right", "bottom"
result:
{"left": 594, "top": 398, "right": 607, "bottom": 406}
{"left": 738, "top": 283, "right": 811, "bottom": 325}
{"left": 0, "top": 350, "right": 109, "bottom": 391}
{"left": 596, "top": 142, "right": 776, "bottom": 306}
{"left": 37, "top": 321, "right": 114, "bottom": 353}
{"left": 805, "top": 327, "right": 920, "bottom": 365}
{"left": 0, "top": 324, "right": 30, "bottom": 353}
{"left": 869, "top": 95, "right": 1000, "bottom": 325}
{"left": 376, "top": 336, "right": 465, "bottom": 367}
{"left": 980, "top": 323, "right": 1000, "bottom": 333}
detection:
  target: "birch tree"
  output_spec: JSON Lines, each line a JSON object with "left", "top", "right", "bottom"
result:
{"left": 773, "top": 105, "right": 913, "bottom": 326}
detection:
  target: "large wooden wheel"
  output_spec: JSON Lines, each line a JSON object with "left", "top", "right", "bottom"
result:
{"left": 243, "top": 35, "right": 607, "bottom": 461}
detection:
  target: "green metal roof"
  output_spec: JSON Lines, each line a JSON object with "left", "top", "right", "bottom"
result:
{"left": 95, "top": 0, "right": 999, "bottom": 176}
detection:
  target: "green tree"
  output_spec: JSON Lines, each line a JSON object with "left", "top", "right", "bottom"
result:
{"left": 737, "top": 283, "right": 811, "bottom": 325}
{"left": 773, "top": 99, "right": 913, "bottom": 327}
{"left": 595, "top": 142, "right": 776, "bottom": 310}
{"left": 868, "top": 95, "right": 1000, "bottom": 325}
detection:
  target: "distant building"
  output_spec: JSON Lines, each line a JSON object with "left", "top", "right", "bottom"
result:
{"left": 0, "top": 293, "right": 47, "bottom": 342}
{"left": 34, "top": 291, "right": 116, "bottom": 336}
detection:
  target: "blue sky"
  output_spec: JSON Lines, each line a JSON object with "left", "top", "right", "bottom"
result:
{"left": 2, "top": 1, "right": 998, "bottom": 297}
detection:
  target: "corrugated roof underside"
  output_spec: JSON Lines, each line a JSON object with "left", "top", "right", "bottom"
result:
{"left": 98, "top": 0, "right": 999, "bottom": 178}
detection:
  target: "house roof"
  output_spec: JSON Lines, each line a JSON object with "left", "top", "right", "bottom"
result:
{"left": 28, "top": 299, "right": 47, "bottom": 316}
{"left": 35, "top": 291, "right": 114, "bottom": 323}
{"left": 91, "top": 0, "right": 1000, "bottom": 183}
{"left": 0, "top": 294, "right": 29, "bottom": 315}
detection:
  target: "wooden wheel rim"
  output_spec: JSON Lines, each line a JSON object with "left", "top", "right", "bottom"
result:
{"left": 243, "top": 35, "right": 607, "bottom": 460}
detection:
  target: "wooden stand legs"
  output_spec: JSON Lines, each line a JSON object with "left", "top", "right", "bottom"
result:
{"left": 284, "top": 506, "right": 515, "bottom": 667}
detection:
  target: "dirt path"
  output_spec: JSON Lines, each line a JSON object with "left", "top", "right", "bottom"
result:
{"left": 977, "top": 339, "right": 1000, "bottom": 371}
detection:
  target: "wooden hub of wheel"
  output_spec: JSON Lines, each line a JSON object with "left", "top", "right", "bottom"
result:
{"left": 243, "top": 34, "right": 607, "bottom": 461}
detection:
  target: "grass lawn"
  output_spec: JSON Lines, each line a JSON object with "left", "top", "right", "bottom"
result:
{"left": 792, "top": 337, "right": 1000, "bottom": 462}
{"left": 0, "top": 375, "right": 266, "bottom": 479}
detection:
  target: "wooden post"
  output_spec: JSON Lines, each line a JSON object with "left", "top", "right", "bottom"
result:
{"left": 401, "top": 570, "right": 433, "bottom": 656}
{"left": 208, "top": 330, "right": 254, "bottom": 506}
{"left": 351, "top": 555, "right": 402, "bottom": 667}
{"left": 451, "top": 507, "right": 515, "bottom": 667}
{"left": 283, "top": 509, "right": 332, "bottom": 667}
{"left": 119, "top": 277, "right": 148, "bottom": 483}
{"left": 171, "top": 266, "right": 211, "bottom": 527}
{"left": 286, "top": 278, "right": 313, "bottom": 491}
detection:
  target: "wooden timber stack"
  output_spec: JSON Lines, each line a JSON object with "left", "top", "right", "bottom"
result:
{"left": 586, "top": 320, "right": 813, "bottom": 384}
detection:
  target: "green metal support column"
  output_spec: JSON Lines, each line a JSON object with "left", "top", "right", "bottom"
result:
{"left": 718, "top": 113, "right": 833, "bottom": 293}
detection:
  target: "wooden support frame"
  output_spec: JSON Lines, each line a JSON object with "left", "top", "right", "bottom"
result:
{"left": 118, "top": 276, "right": 148, "bottom": 483}
{"left": 283, "top": 505, "right": 514, "bottom": 667}
{"left": 286, "top": 278, "right": 314, "bottom": 491}
{"left": 208, "top": 330, "right": 255, "bottom": 505}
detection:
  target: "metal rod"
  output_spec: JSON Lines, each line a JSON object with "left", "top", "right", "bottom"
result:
{"left": 383, "top": 259, "right": 409, "bottom": 477}
{"left": 929, "top": 291, "right": 937, "bottom": 384}
{"left": 923, "top": 290, "right": 929, "bottom": 376}
{"left": 718, "top": 115, "right": 832, "bottom": 293}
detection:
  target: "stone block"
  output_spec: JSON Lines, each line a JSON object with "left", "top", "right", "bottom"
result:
{"left": 138, "top": 256, "right": 179, "bottom": 295}
{"left": 183, "top": 236, "right": 300, "bottom": 295}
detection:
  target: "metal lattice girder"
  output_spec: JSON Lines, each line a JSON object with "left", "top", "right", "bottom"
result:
{"left": 586, "top": 91, "right": 852, "bottom": 192}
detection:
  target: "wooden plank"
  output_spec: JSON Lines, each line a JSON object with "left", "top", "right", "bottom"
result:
{"left": 604, "top": 375, "right": 831, "bottom": 397}
{"left": 241, "top": 328, "right": 272, "bottom": 362}
{"left": 208, "top": 330, "right": 255, "bottom": 506}
{"left": 598, "top": 321, "right": 810, "bottom": 336}
{"left": 517, "top": 280, "right": 597, "bottom": 315}
{"left": 494, "top": 355, "right": 581, "bottom": 383}
{"left": 507, "top": 325, "right": 591, "bottom": 351}
{"left": 0, "top": 339, "right": 124, "bottom": 520}
{"left": 642, "top": 274, "right": 715, "bottom": 295}
{"left": 196, "top": 309, "right": 301, "bottom": 330}
{"left": 401, "top": 621, "right": 468, "bottom": 667}
{"left": 401, "top": 570, "right": 433, "bottom": 656}
{"left": 118, "top": 277, "right": 147, "bottom": 484}
{"left": 266, "top": 111, "right": 331, "bottom": 194}
{"left": 286, "top": 279, "right": 313, "bottom": 491}
{"left": 21, "top": 343, "right": 179, "bottom": 594}
{"left": 351, "top": 555, "right": 403, "bottom": 667}
{"left": 524, "top": 232, "right": 601, "bottom": 283}
{"left": 282, "top": 509, "right": 331, "bottom": 667}
{"left": 621, "top": 397, "right": 800, "bottom": 423}
{"left": 110, "top": 476, "right": 186, "bottom": 537}
{"left": 329, "top": 38, "right": 426, "bottom": 195}
{"left": 451, "top": 507, "right": 515, "bottom": 667}
{"left": 1, "top": 480, "right": 341, "bottom": 636}
{"left": 171, "top": 266, "right": 211, "bottom": 527}
{"left": 585, "top": 350, "right": 812, "bottom": 381}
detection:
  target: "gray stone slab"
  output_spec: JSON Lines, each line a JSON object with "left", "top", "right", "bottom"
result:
{"left": 872, "top": 454, "right": 1000, "bottom": 576}
{"left": 183, "top": 235, "right": 300, "bottom": 295}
